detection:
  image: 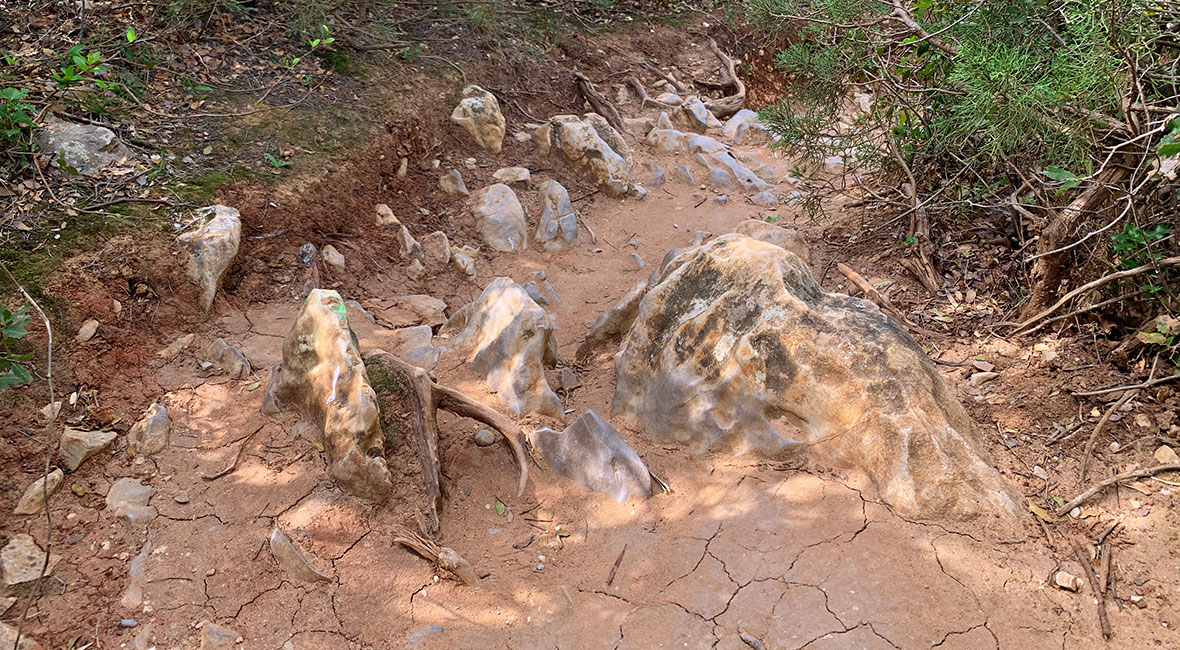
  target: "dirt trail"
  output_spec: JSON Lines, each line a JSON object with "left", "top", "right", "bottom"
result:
{"left": 4, "top": 48, "right": 1177, "bottom": 650}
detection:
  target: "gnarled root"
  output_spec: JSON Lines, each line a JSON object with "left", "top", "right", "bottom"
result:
{"left": 363, "top": 350, "right": 531, "bottom": 535}
{"left": 701, "top": 37, "right": 746, "bottom": 119}
{"left": 575, "top": 71, "right": 626, "bottom": 134}
{"left": 393, "top": 517, "right": 479, "bottom": 586}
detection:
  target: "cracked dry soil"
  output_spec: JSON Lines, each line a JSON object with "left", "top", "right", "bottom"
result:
{"left": 4, "top": 39, "right": 1179, "bottom": 650}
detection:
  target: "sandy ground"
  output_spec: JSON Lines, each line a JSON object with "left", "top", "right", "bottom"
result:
{"left": 4, "top": 82, "right": 1179, "bottom": 650}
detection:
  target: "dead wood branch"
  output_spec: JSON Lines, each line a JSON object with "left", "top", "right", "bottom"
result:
{"left": 641, "top": 62, "right": 687, "bottom": 93}
{"left": 363, "top": 351, "right": 530, "bottom": 535}
{"left": 1056, "top": 464, "right": 1180, "bottom": 515}
{"left": 1071, "top": 538, "right": 1112, "bottom": 640}
{"left": 1079, "top": 390, "right": 1138, "bottom": 482}
{"left": 574, "top": 71, "right": 626, "bottom": 134}
{"left": 393, "top": 517, "right": 478, "bottom": 585}
{"left": 202, "top": 424, "right": 265, "bottom": 480}
{"left": 701, "top": 37, "right": 746, "bottom": 119}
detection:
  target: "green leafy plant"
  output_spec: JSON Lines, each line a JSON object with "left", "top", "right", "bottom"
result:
{"left": 0, "top": 305, "right": 33, "bottom": 389}
{"left": 51, "top": 48, "right": 103, "bottom": 87}
{"left": 1111, "top": 223, "right": 1170, "bottom": 269}
{"left": 264, "top": 152, "right": 292, "bottom": 168}
{"left": 1136, "top": 315, "right": 1180, "bottom": 354}
{"left": 0, "top": 87, "right": 35, "bottom": 146}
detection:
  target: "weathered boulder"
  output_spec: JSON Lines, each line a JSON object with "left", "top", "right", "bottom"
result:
{"left": 439, "top": 169, "right": 469, "bottom": 196}
{"left": 2, "top": 535, "right": 61, "bottom": 587}
{"left": 611, "top": 235, "right": 1020, "bottom": 522}
{"left": 534, "top": 115, "right": 633, "bottom": 196}
{"left": 262, "top": 290, "right": 393, "bottom": 501}
{"left": 13, "top": 469, "right": 64, "bottom": 515}
{"left": 688, "top": 134, "right": 727, "bottom": 154}
{"left": 127, "top": 402, "right": 170, "bottom": 457}
{"left": 529, "top": 410, "right": 651, "bottom": 502}
{"left": 442, "top": 277, "right": 562, "bottom": 418}
{"left": 35, "top": 117, "right": 133, "bottom": 175}
{"left": 450, "top": 85, "right": 505, "bottom": 153}
{"left": 472, "top": 184, "right": 528, "bottom": 252}
{"left": 178, "top": 205, "right": 241, "bottom": 314}
{"left": 106, "top": 477, "right": 156, "bottom": 525}
{"left": 203, "top": 338, "right": 252, "bottom": 379}
{"left": 60, "top": 427, "right": 116, "bottom": 471}
{"left": 722, "top": 109, "right": 761, "bottom": 141}
{"left": 733, "top": 220, "right": 810, "bottom": 264}
{"left": 535, "top": 179, "right": 578, "bottom": 251}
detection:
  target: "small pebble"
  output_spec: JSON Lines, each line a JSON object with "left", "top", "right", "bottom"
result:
{"left": 533, "top": 563, "right": 545, "bottom": 572}
{"left": 173, "top": 490, "right": 190, "bottom": 504}
{"left": 629, "top": 253, "right": 646, "bottom": 269}
{"left": 120, "top": 619, "right": 138, "bottom": 628}
{"left": 474, "top": 429, "right": 497, "bottom": 446}
{"left": 969, "top": 371, "right": 999, "bottom": 386}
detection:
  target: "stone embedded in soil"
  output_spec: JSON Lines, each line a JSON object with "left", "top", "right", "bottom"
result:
{"left": 269, "top": 526, "right": 332, "bottom": 583}
{"left": 472, "top": 183, "right": 528, "bottom": 253}
{"left": 321, "top": 244, "right": 346, "bottom": 272}
{"left": 13, "top": 469, "right": 63, "bottom": 515}
{"left": 420, "top": 231, "right": 451, "bottom": 266}
{"left": 0, "top": 622, "right": 41, "bottom": 650}
{"left": 200, "top": 622, "right": 240, "bottom": 650}
{"left": 646, "top": 128, "right": 689, "bottom": 154}
{"left": 375, "top": 204, "right": 424, "bottom": 260}
{"left": 178, "top": 205, "right": 241, "bottom": 314}
{"left": 203, "top": 338, "right": 252, "bottom": 379}
{"left": 674, "top": 165, "right": 695, "bottom": 185}
{"left": 734, "top": 220, "right": 810, "bottom": 264}
{"left": 2, "top": 534, "right": 62, "bottom": 587}
{"left": 262, "top": 290, "right": 392, "bottom": 501}
{"left": 127, "top": 402, "right": 170, "bottom": 457}
{"left": 439, "top": 169, "right": 469, "bottom": 196}
{"left": 120, "top": 541, "right": 151, "bottom": 610}
{"left": 970, "top": 371, "right": 999, "bottom": 386}
{"left": 493, "top": 166, "right": 531, "bottom": 184}
{"left": 749, "top": 190, "right": 778, "bottom": 207}
{"left": 624, "top": 116, "right": 654, "bottom": 137}
{"left": 576, "top": 278, "right": 649, "bottom": 362}
{"left": 76, "top": 318, "right": 99, "bottom": 343}
{"left": 35, "top": 116, "right": 133, "bottom": 175}
{"left": 59, "top": 427, "right": 117, "bottom": 471}
{"left": 710, "top": 151, "right": 772, "bottom": 193}
{"left": 450, "top": 85, "right": 506, "bottom": 153}
{"left": 529, "top": 410, "right": 651, "bottom": 503}
{"left": 610, "top": 234, "right": 1021, "bottom": 522}
{"left": 451, "top": 245, "right": 478, "bottom": 277}
{"left": 474, "top": 429, "right": 497, "bottom": 446}
{"left": 688, "top": 134, "right": 726, "bottom": 154}
{"left": 734, "top": 121, "right": 771, "bottom": 146}
{"left": 643, "top": 161, "right": 666, "bottom": 187}
{"left": 675, "top": 95, "right": 710, "bottom": 134}
{"left": 1155, "top": 445, "right": 1180, "bottom": 464}
{"left": 406, "top": 259, "right": 426, "bottom": 280}
{"left": 442, "top": 277, "right": 562, "bottom": 418}
{"left": 708, "top": 167, "right": 735, "bottom": 191}
{"left": 106, "top": 478, "right": 157, "bottom": 525}
{"left": 534, "top": 114, "right": 633, "bottom": 196}
{"left": 722, "top": 108, "right": 761, "bottom": 141}
{"left": 364, "top": 295, "right": 448, "bottom": 329}
{"left": 535, "top": 179, "right": 578, "bottom": 251}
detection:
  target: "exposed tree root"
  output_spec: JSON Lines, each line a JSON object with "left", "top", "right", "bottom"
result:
{"left": 363, "top": 350, "right": 530, "bottom": 535}
{"left": 623, "top": 75, "right": 680, "bottom": 111}
{"left": 393, "top": 516, "right": 479, "bottom": 586}
{"left": 575, "top": 71, "right": 626, "bottom": 134}
{"left": 624, "top": 37, "right": 746, "bottom": 118}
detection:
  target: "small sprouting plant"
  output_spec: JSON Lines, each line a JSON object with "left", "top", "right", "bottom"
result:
{"left": 52, "top": 47, "right": 103, "bottom": 87}
{"left": 0, "top": 305, "right": 33, "bottom": 388}
{"left": 1137, "top": 315, "right": 1180, "bottom": 353}
{"left": 265, "top": 152, "right": 292, "bottom": 168}
{"left": 0, "top": 87, "right": 35, "bottom": 146}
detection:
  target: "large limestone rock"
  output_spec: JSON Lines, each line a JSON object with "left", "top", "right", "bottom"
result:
{"left": 529, "top": 410, "right": 651, "bottom": 502}
{"left": 35, "top": 117, "right": 133, "bottom": 175}
{"left": 178, "top": 205, "right": 241, "bottom": 314}
{"left": 535, "top": 179, "right": 578, "bottom": 251}
{"left": 442, "top": 277, "right": 562, "bottom": 418}
{"left": 734, "top": 220, "right": 810, "bottom": 264}
{"left": 262, "top": 290, "right": 393, "bottom": 501}
{"left": 471, "top": 184, "right": 528, "bottom": 252}
{"left": 127, "top": 402, "right": 170, "bottom": 457}
{"left": 611, "top": 235, "right": 1020, "bottom": 522}
{"left": 450, "top": 85, "right": 505, "bottom": 153}
{"left": 534, "top": 115, "right": 633, "bottom": 196}
{"left": 60, "top": 427, "right": 116, "bottom": 471}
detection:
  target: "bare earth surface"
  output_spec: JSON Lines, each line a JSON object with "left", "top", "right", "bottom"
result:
{"left": 3, "top": 30, "right": 1179, "bottom": 650}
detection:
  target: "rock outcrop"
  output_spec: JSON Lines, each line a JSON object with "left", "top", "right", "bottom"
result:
{"left": 442, "top": 277, "right": 562, "bottom": 418}
{"left": 178, "top": 205, "right": 241, "bottom": 314}
{"left": 610, "top": 235, "right": 1020, "bottom": 522}
{"left": 35, "top": 117, "right": 134, "bottom": 175}
{"left": 471, "top": 184, "right": 528, "bottom": 252}
{"left": 535, "top": 179, "right": 578, "bottom": 251}
{"left": 733, "top": 220, "right": 810, "bottom": 264}
{"left": 262, "top": 290, "right": 393, "bottom": 501}
{"left": 529, "top": 410, "right": 651, "bottom": 502}
{"left": 534, "top": 114, "right": 633, "bottom": 196}
{"left": 450, "top": 85, "right": 505, "bottom": 153}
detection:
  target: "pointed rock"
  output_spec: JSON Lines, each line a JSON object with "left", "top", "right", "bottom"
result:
{"left": 13, "top": 469, "right": 64, "bottom": 515}
{"left": 60, "top": 427, "right": 116, "bottom": 471}
{"left": 675, "top": 96, "right": 709, "bottom": 134}
{"left": 178, "top": 205, "right": 241, "bottom": 314}
{"left": 450, "top": 85, "right": 505, "bottom": 153}
{"left": 472, "top": 184, "right": 528, "bottom": 252}
{"left": 203, "top": 338, "right": 252, "bottom": 379}
{"left": 674, "top": 165, "right": 695, "bottom": 185}
{"left": 127, "top": 402, "right": 170, "bottom": 457}
{"left": 443, "top": 278, "right": 562, "bottom": 417}
{"left": 529, "top": 410, "right": 651, "bottom": 502}
{"left": 269, "top": 526, "right": 332, "bottom": 582}
{"left": 534, "top": 115, "right": 633, "bottom": 196}
{"left": 643, "top": 162, "right": 666, "bottom": 187}
{"left": 535, "top": 179, "right": 578, "bottom": 251}
{"left": 262, "top": 290, "right": 393, "bottom": 501}
{"left": 320, "top": 244, "right": 346, "bottom": 272}
{"left": 451, "top": 245, "right": 478, "bottom": 277}
{"left": 439, "top": 169, "right": 469, "bottom": 196}
{"left": 420, "top": 231, "right": 451, "bottom": 266}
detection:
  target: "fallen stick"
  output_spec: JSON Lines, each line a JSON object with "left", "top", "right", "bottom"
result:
{"left": 1056, "top": 463, "right": 1180, "bottom": 515}
{"left": 1072, "top": 372, "right": 1180, "bottom": 398}
{"left": 201, "top": 424, "right": 265, "bottom": 480}
{"left": 393, "top": 519, "right": 478, "bottom": 586}
{"left": 1071, "top": 539, "right": 1111, "bottom": 640}
{"left": 837, "top": 263, "right": 946, "bottom": 339}
{"left": 1079, "top": 390, "right": 1138, "bottom": 482}
{"left": 605, "top": 544, "right": 628, "bottom": 587}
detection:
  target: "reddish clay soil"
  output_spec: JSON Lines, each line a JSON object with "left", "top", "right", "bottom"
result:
{"left": 2, "top": 22, "right": 1179, "bottom": 650}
